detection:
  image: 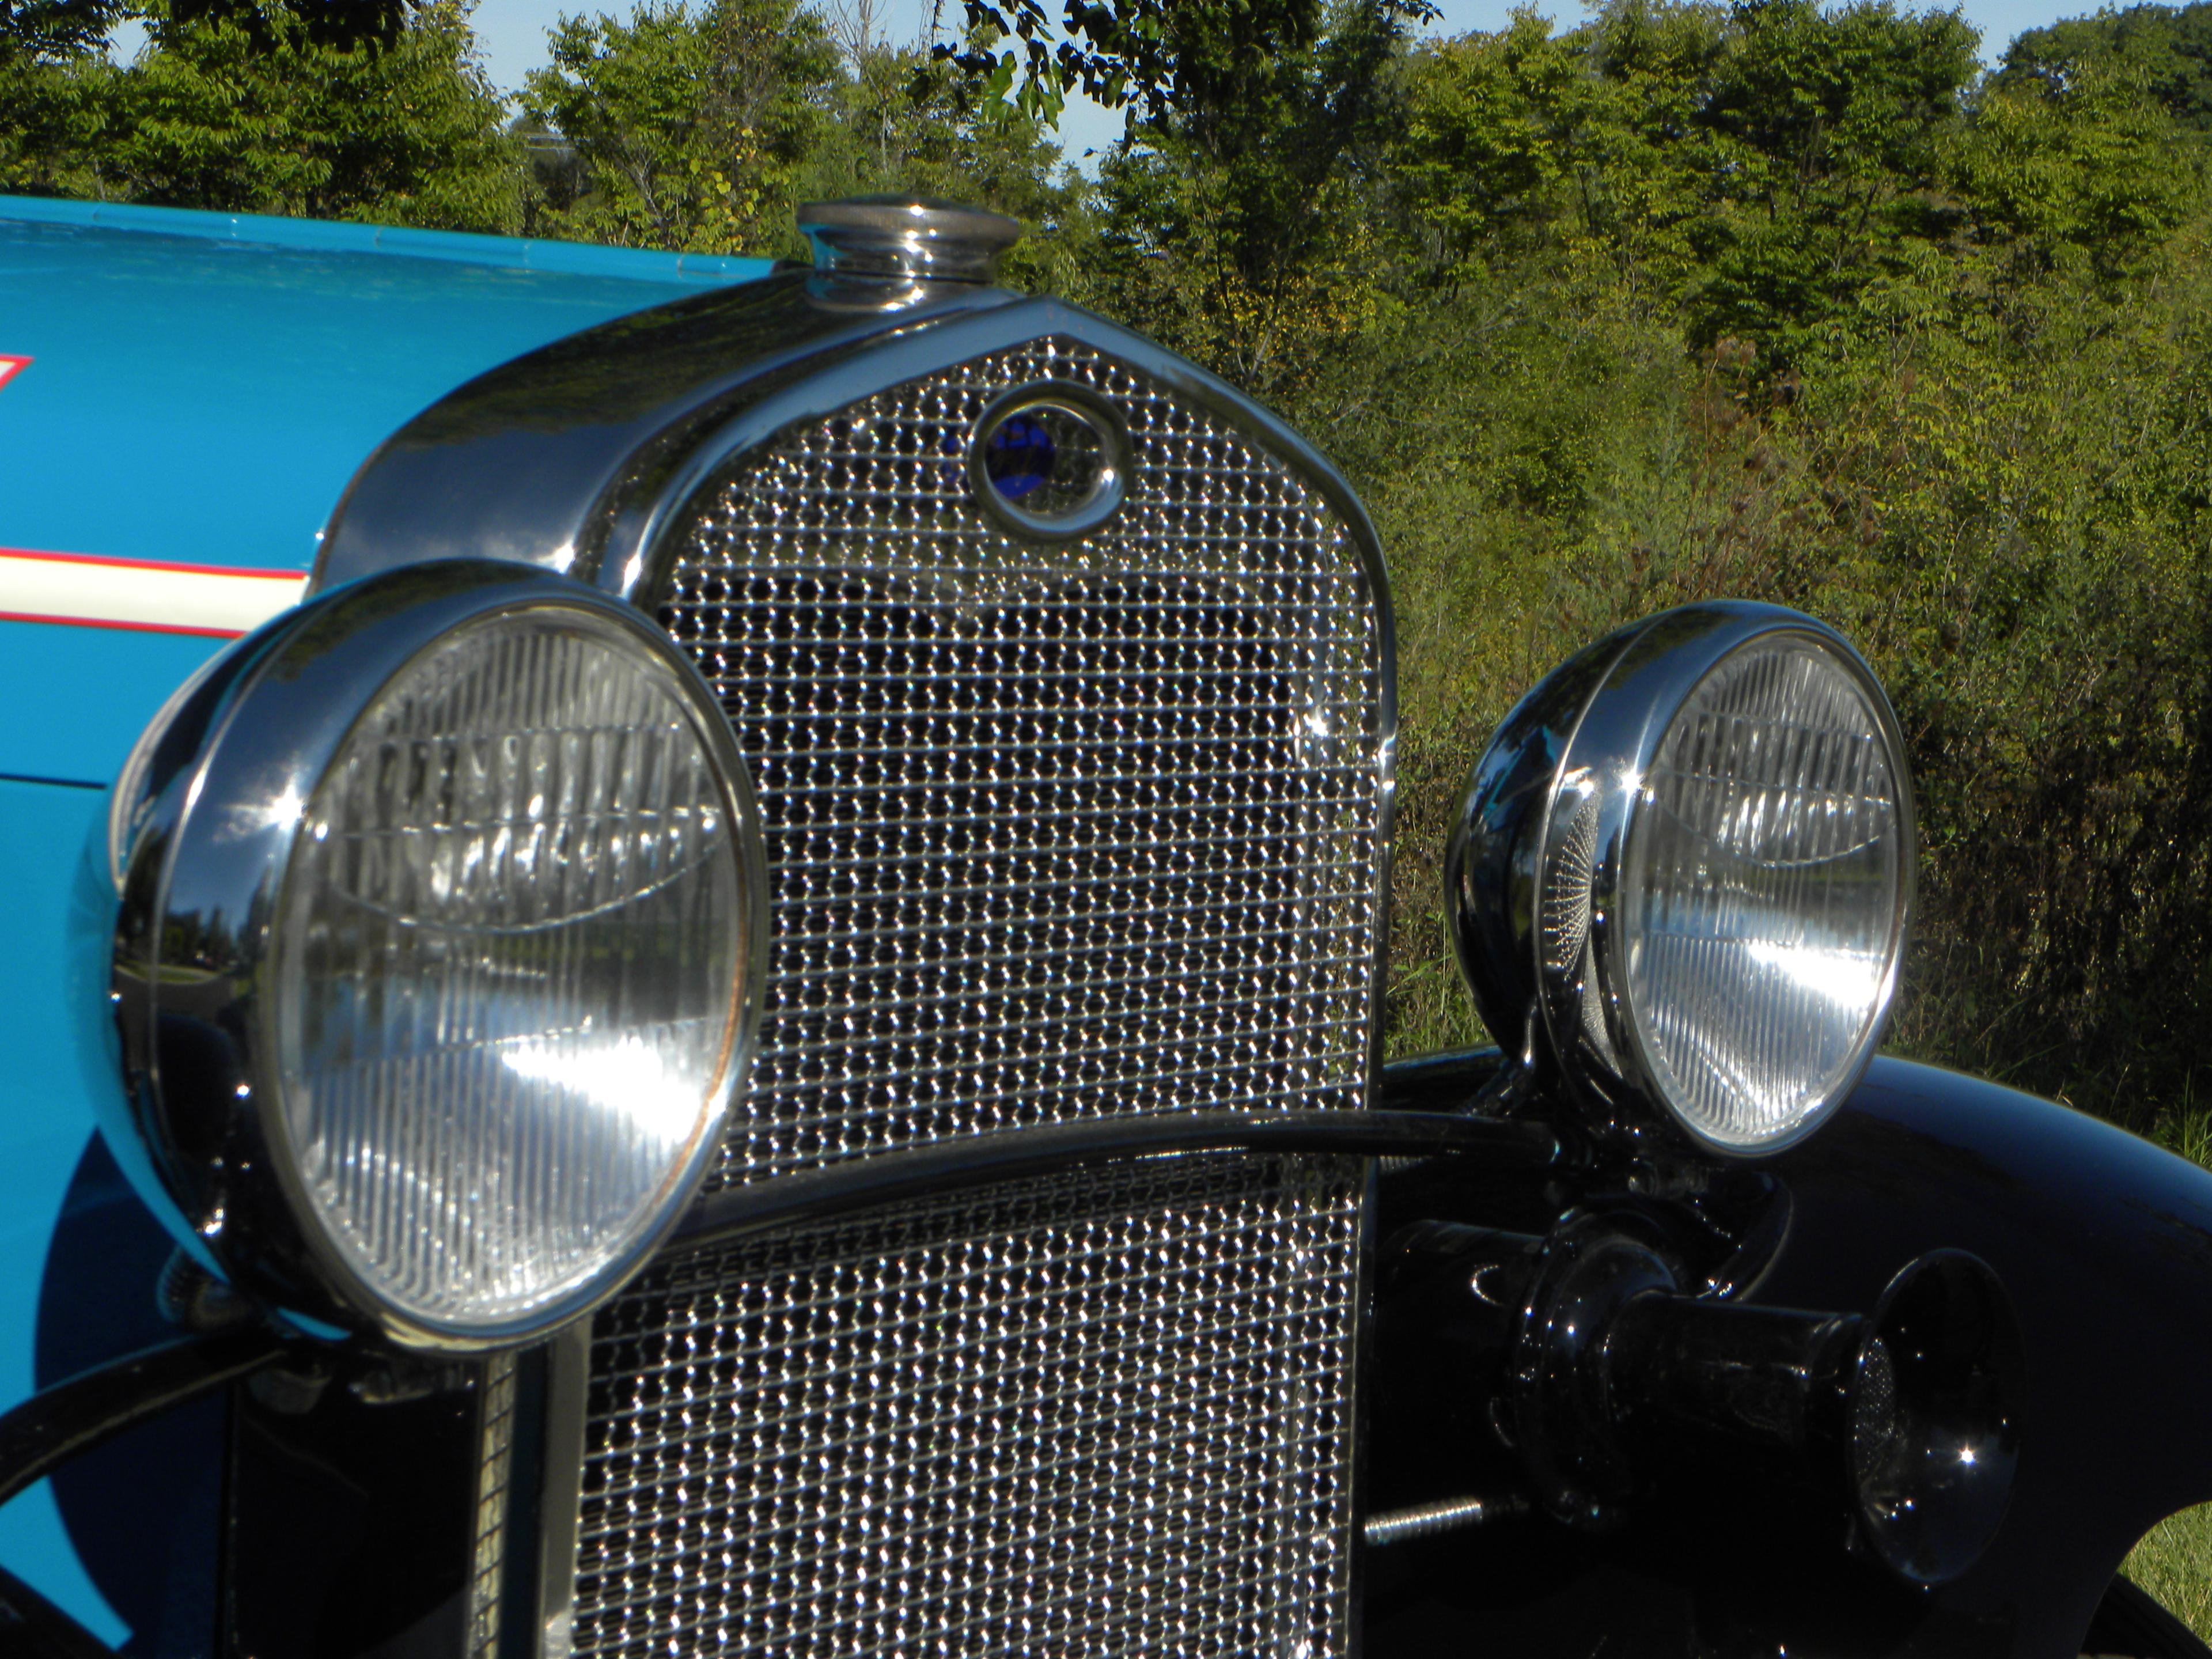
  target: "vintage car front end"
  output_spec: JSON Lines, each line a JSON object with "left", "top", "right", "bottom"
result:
{"left": 3, "top": 192, "right": 2212, "bottom": 1659}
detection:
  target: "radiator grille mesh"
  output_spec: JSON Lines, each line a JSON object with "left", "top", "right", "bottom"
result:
{"left": 658, "top": 336, "right": 1384, "bottom": 1187}
{"left": 570, "top": 1157, "right": 1362, "bottom": 1659}
{"left": 568, "top": 334, "right": 1384, "bottom": 1659}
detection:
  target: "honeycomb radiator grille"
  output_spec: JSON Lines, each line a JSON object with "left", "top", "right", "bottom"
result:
{"left": 566, "top": 336, "right": 1385, "bottom": 1659}
{"left": 658, "top": 336, "right": 1384, "bottom": 1186}
{"left": 570, "top": 1158, "right": 1363, "bottom": 1659}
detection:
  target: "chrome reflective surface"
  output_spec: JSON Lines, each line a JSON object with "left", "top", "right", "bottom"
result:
{"left": 1847, "top": 1250, "right": 2023, "bottom": 1587}
{"left": 108, "top": 560, "right": 766, "bottom": 1350}
{"left": 656, "top": 332, "right": 1389, "bottom": 1187}
{"left": 1363, "top": 1051, "right": 2212, "bottom": 1654}
{"left": 1446, "top": 603, "right": 1914, "bottom": 1157}
{"left": 467, "top": 1349, "right": 522, "bottom": 1659}
{"left": 309, "top": 275, "right": 1021, "bottom": 592}
{"left": 551, "top": 325, "right": 1392, "bottom": 1658}
{"left": 571, "top": 1156, "right": 1363, "bottom": 1659}
{"left": 797, "top": 196, "right": 1022, "bottom": 294}
{"left": 307, "top": 256, "right": 1395, "bottom": 1657}
{"left": 967, "top": 380, "right": 1129, "bottom": 540}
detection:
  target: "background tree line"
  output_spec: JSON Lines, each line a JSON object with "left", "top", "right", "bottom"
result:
{"left": 9, "top": 0, "right": 2212, "bottom": 1151}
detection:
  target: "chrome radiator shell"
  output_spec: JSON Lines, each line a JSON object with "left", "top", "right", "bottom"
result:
{"left": 661, "top": 334, "right": 1386, "bottom": 1189}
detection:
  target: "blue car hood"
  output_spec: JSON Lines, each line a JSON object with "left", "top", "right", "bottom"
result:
{"left": 0, "top": 195, "right": 770, "bottom": 787}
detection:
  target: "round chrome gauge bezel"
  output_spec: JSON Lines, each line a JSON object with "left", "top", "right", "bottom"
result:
{"left": 967, "top": 380, "right": 1131, "bottom": 542}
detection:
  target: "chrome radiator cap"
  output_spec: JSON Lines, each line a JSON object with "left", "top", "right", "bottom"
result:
{"left": 798, "top": 196, "right": 1022, "bottom": 286}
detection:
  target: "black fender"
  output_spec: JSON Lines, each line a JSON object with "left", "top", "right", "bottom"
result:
{"left": 1763, "top": 1056, "right": 2212, "bottom": 1653}
{"left": 1366, "top": 1054, "right": 2212, "bottom": 1658}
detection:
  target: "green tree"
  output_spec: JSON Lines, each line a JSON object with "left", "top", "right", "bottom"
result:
{"left": 1385, "top": 0, "right": 1979, "bottom": 360}
{"left": 797, "top": 28, "right": 1089, "bottom": 288}
{"left": 1998, "top": 1, "right": 2212, "bottom": 130}
{"left": 1949, "top": 65, "right": 2196, "bottom": 280}
{"left": 110, "top": 0, "right": 522, "bottom": 227}
{"left": 1392, "top": 11, "right": 1593, "bottom": 289}
{"left": 517, "top": 0, "right": 1083, "bottom": 271}
{"left": 0, "top": 0, "right": 123, "bottom": 196}
{"left": 2, "top": 0, "right": 122, "bottom": 55}
{"left": 1655, "top": 0, "right": 1978, "bottom": 359}
{"left": 1082, "top": 0, "right": 1426, "bottom": 397}
{"left": 944, "top": 0, "right": 1345, "bottom": 126}
{"left": 520, "top": 0, "right": 839, "bottom": 254}
{"left": 0, "top": 60, "right": 118, "bottom": 196}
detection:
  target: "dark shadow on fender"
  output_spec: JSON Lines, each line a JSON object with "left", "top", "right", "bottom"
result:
{"left": 35, "top": 1135, "right": 224, "bottom": 1659}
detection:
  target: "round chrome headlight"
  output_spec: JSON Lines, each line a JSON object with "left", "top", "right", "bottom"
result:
{"left": 107, "top": 562, "right": 766, "bottom": 1349}
{"left": 1447, "top": 603, "right": 1914, "bottom": 1155}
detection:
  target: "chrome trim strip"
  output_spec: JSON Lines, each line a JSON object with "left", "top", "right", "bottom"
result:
{"left": 535, "top": 1327, "right": 593, "bottom": 1659}
{"left": 468, "top": 1350, "right": 524, "bottom": 1659}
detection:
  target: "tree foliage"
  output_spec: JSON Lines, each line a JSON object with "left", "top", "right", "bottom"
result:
{"left": 942, "top": 0, "right": 1422, "bottom": 127}
{"left": 12, "top": 0, "right": 2212, "bottom": 1149}
{"left": 124, "top": 0, "right": 520, "bottom": 223}
{"left": 516, "top": 0, "right": 1078, "bottom": 260}
{"left": 519, "top": 0, "right": 838, "bottom": 253}
{"left": 1998, "top": 0, "right": 2212, "bottom": 128}
{"left": 2, "top": 0, "right": 520, "bottom": 219}
{"left": 1233, "top": 0, "right": 2212, "bottom": 1145}
{"left": 2, "top": 0, "right": 123, "bottom": 58}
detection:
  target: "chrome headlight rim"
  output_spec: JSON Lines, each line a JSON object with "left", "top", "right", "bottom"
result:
{"left": 109, "top": 560, "right": 768, "bottom": 1352}
{"left": 1448, "top": 601, "right": 1916, "bottom": 1159}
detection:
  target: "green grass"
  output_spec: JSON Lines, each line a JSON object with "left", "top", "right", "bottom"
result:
{"left": 2126, "top": 1504, "right": 2212, "bottom": 1638}
{"left": 2122, "top": 1121, "right": 2212, "bottom": 1633}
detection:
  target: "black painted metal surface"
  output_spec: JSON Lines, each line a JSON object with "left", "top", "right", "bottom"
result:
{"left": 0, "top": 1330, "right": 286, "bottom": 1515}
{"left": 1367, "top": 1052, "right": 2212, "bottom": 1658}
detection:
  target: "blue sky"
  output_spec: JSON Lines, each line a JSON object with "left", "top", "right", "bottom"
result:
{"left": 463, "top": 0, "right": 2080, "bottom": 159}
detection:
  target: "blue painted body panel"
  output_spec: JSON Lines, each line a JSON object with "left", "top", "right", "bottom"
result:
{"left": 0, "top": 778, "right": 132, "bottom": 1645}
{"left": 0, "top": 199, "right": 772, "bottom": 1646}
{"left": 0, "top": 194, "right": 771, "bottom": 789}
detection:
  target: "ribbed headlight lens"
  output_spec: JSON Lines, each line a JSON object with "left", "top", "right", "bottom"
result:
{"left": 1448, "top": 603, "right": 1913, "bottom": 1156}
{"left": 1619, "top": 637, "right": 1908, "bottom": 1149}
{"left": 273, "top": 609, "right": 752, "bottom": 1334}
{"left": 106, "top": 563, "right": 765, "bottom": 1349}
